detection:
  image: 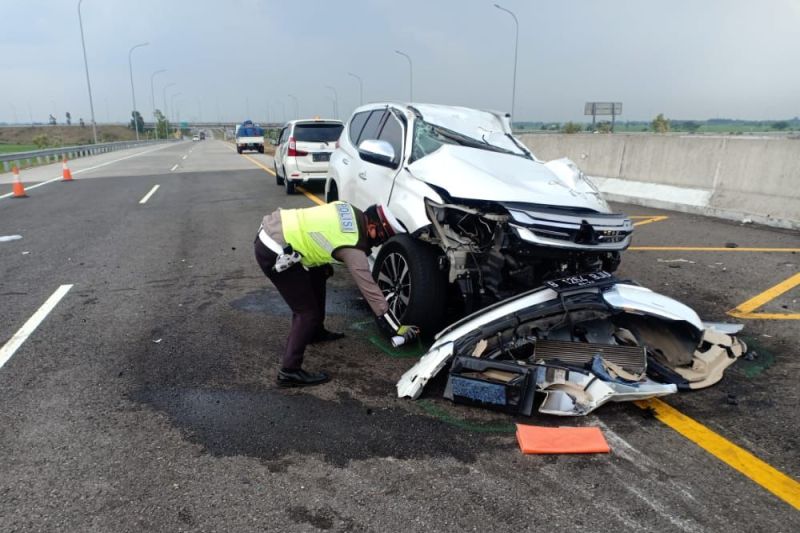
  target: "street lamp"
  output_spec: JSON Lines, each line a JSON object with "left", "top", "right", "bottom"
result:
{"left": 128, "top": 41, "right": 149, "bottom": 140}
{"left": 394, "top": 50, "right": 413, "bottom": 101}
{"left": 278, "top": 101, "right": 286, "bottom": 123}
{"left": 77, "top": 0, "right": 98, "bottom": 144}
{"left": 347, "top": 72, "right": 364, "bottom": 106}
{"left": 494, "top": 3, "right": 519, "bottom": 122}
{"left": 170, "top": 92, "right": 181, "bottom": 122}
{"left": 324, "top": 85, "right": 339, "bottom": 119}
{"left": 287, "top": 94, "right": 299, "bottom": 119}
{"left": 150, "top": 69, "right": 166, "bottom": 139}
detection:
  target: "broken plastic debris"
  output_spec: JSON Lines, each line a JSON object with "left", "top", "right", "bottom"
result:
{"left": 516, "top": 424, "right": 610, "bottom": 454}
{"left": 153, "top": 338, "right": 162, "bottom": 344}
{"left": 21, "top": 251, "right": 30, "bottom": 255}
{"left": 0, "top": 235, "right": 23, "bottom": 243}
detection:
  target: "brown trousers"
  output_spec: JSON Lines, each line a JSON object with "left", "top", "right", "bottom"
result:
{"left": 254, "top": 238, "right": 330, "bottom": 370}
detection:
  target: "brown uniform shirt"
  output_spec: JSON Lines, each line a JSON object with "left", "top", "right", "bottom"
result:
{"left": 262, "top": 210, "right": 389, "bottom": 316}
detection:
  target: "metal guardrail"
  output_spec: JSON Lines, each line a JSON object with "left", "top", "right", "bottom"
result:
{"left": 0, "top": 139, "right": 177, "bottom": 173}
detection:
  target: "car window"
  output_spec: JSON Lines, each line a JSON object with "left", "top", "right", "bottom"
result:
{"left": 347, "top": 112, "right": 370, "bottom": 146}
{"left": 294, "top": 123, "right": 343, "bottom": 142}
{"left": 357, "top": 110, "right": 387, "bottom": 146}
{"left": 377, "top": 113, "right": 404, "bottom": 164}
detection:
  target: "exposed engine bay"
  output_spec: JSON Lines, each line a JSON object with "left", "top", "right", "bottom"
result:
{"left": 420, "top": 197, "right": 632, "bottom": 311}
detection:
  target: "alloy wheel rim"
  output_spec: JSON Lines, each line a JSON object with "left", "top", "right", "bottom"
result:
{"left": 377, "top": 252, "right": 410, "bottom": 318}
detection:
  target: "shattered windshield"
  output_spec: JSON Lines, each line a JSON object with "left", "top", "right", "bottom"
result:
{"left": 410, "top": 119, "right": 524, "bottom": 163}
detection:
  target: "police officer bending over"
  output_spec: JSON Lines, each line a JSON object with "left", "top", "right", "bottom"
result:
{"left": 254, "top": 201, "right": 419, "bottom": 387}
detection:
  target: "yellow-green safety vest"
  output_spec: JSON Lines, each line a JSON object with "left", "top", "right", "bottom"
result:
{"left": 281, "top": 201, "right": 360, "bottom": 267}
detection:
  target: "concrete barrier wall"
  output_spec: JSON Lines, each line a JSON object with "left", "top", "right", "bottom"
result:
{"left": 518, "top": 133, "right": 800, "bottom": 229}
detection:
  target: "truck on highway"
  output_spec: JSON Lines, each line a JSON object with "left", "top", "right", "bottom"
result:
{"left": 235, "top": 120, "right": 265, "bottom": 154}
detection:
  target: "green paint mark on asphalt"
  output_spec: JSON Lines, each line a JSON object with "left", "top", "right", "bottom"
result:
{"left": 350, "top": 319, "right": 429, "bottom": 358}
{"left": 417, "top": 400, "right": 516, "bottom": 434}
{"left": 368, "top": 335, "right": 428, "bottom": 359}
{"left": 737, "top": 336, "right": 776, "bottom": 379}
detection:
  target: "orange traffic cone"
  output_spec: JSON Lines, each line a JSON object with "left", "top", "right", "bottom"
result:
{"left": 62, "top": 157, "right": 73, "bottom": 181}
{"left": 11, "top": 166, "right": 27, "bottom": 198}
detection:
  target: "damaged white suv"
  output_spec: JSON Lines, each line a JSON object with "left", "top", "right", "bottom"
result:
{"left": 326, "top": 103, "right": 633, "bottom": 333}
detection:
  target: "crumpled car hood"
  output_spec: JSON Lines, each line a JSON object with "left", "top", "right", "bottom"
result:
{"left": 407, "top": 145, "right": 609, "bottom": 212}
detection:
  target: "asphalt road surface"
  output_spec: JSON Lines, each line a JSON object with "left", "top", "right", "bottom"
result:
{"left": 1, "top": 139, "right": 798, "bottom": 532}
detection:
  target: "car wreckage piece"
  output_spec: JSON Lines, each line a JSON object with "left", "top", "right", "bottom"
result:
{"left": 396, "top": 280, "right": 746, "bottom": 414}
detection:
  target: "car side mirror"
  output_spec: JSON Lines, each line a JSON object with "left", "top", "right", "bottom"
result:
{"left": 358, "top": 139, "right": 397, "bottom": 168}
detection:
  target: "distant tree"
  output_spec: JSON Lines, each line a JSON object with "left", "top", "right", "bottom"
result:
{"left": 154, "top": 109, "right": 169, "bottom": 138}
{"left": 651, "top": 113, "right": 670, "bottom": 133}
{"left": 129, "top": 111, "right": 145, "bottom": 132}
{"left": 65, "top": 112, "right": 72, "bottom": 126}
{"left": 772, "top": 121, "right": 789, "bottom": 131}
{"left": 562, "top": 122, "right": 582, "bottom": 134}
{"left": 683, "top": 121, "right": 700, "bottom": 133}
{"left": 596, "top": 121, "right": 612, "bottom": 133}
{"left": 79, "top": 118, "right": 85, "bottom": 127}
{"left": 48, "top": 114, "right": 56, "bottom": 126}
{"left": 32, "top": 134, "right": 50, "bottom": 149}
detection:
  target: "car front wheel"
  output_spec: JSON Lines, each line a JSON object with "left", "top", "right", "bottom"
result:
{"left": 373, "top": 235, "right": 447, "bottom": 337}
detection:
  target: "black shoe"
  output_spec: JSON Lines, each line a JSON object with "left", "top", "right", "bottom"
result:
{"left": 309, "top": 329, "right": 345, "bottom": 344}
{"left": 277, "top": 368, "right": 331, "bottom": 387}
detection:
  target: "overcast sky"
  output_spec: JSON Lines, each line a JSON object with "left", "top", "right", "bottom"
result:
{"left": 2, "top": 0, "right": 798, "bottom": 124}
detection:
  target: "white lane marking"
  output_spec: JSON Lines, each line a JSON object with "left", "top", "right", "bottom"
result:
{"left": 0, "top": 143, "right": 182, "bottom": 200}
{"left": 0, "top": 284, "right": 73, "bottom": 371}
{"left": 182, "top": 155, "right": 187, "bottom": 160}
{"left": 0, "top": 234, "right": 22, "bottom": 242}
{"left": 170, "top": 164, "right": 179, "bottom": 172}
{"left": 139, "top": 184, "right": 160, "bottom": 204}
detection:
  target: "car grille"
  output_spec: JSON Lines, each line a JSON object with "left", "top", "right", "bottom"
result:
{"left": 505, "top": 205, "right": 633, "bottom": 250}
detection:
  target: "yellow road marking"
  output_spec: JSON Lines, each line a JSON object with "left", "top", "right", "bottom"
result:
{"left": 632, "top": 215, "right": 669, "bottom": 227}
{"left": 240, "top": 153, "right": 274, "bottom": 174}
{"left": 630, "top": 246, "right": 800, "bottom": 252}
{"left": 727, "top": 272, "right": 800, "bottom": 320}
{"left": 635, "top": 398, "right": 800, "bottom": 510}
{"left": 238, "top": 152, "right": 326, "bottom": 206}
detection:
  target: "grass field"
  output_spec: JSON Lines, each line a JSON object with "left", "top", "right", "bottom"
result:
{"left": 0, "top": 144, "right": 37, "bottom": 154}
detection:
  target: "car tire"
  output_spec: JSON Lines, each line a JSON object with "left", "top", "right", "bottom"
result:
{"left": 274, "top": 162, "right": 284, "bottom": 185}
{"left": 285, "top": 174, "right": 296, "bottom": 194}
{"left": 326, "top": 180, "right": 338, "bottom": 203}
{"left": 373, "top": 235, "right": 448, "bottom": 337}
{"left": 236, "top": 147, "right": 243, "bottom": 154}
{"left": 258, "top": 146, "right": 264, "bottom": 154}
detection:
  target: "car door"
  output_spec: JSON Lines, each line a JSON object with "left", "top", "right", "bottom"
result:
{"left": 354, "top": 107, "right": 406, "bottom": 209}
{"left": 340, "top": 109, "right": 386, "bottom": 206}
{"left": 276, "top": 127, "right": 288, "bottom": 171}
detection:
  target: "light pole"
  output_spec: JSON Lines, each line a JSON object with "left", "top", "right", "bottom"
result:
{"left": 128, "top": 41, "right": 149, "bottom": 140}
{"left": 348, "top": 72, "right": 363, "bottom": 106}
{"left": 170, "top": 93, "right": 182, "bottom": 137}
{"left": 278, "top": 101, "right": 286, "bottom": 123}
{"left": 324, "top": 85, "right": 339, "bottom": 119}
{"left": 150, "top": 69, "right": 166, "bottom": 139}
{"left": 162, "top": 82, "right": 176, "bottom": 134}
{"left": 287, "top": 94, "right": 299, "bottom": 119}
{"left": 494, "top": 3, "right": 519, "bottom": 122}
{"left": 77, "top": 0, "right": 98, "bottom": 144}
{"left": 394, "top": 50, "right": 413, "bottom": 101}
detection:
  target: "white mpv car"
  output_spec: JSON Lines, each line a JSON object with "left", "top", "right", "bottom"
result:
{"left": 273, "top": 119, "right": 343, "bottom": 194}
{"left": 326, "top": 103, "right": 632, "bottom": 333}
